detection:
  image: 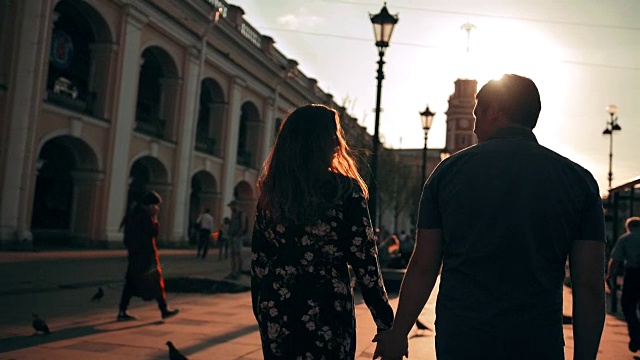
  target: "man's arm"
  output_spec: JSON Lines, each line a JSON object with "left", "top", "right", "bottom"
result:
{"left": 569, "top": 240, "right": 605, "bottom": 360}
{"left": 373, "top": 228, "right": 443, "bottom": 359}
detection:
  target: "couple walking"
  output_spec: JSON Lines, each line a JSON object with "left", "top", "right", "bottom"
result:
{"left": 250, "top": 74, "right": 606, "bottom": 360}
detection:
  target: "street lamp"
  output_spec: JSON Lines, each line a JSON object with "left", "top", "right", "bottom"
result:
{"left": 603, "top": 104, "right": 621, "bottom": 189}
{"left": 369, "top": 3, "right": 398, "bottom": 228}
{"left": 420, "top": 105, "right": 435, "bottom": 186}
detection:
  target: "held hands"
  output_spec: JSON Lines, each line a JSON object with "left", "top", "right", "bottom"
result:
{"left": 372, "top": 328, "right": 409, "bottom": 360}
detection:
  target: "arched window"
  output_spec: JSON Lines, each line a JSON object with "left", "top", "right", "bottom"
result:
{"left": 135, "top": 46, "right": 180, "bottom": 140}
{"left": 46, "top": 0, "right": 112, "bottom": 117}
{"left": 47, "top": 1, "right": 93, "bottom": 114}
{"left": 237, "top": 102, "right": 261, "bottom": 168}
{"left": 195, "top": 78, "right": 226, "bottom": 156}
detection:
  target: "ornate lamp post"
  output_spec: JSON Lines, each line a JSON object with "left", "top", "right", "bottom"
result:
{"left": 603, "top": 104, "right": 621, "bottom": 189}
{"left": 420, "top": 105, "right": 435, "bottom": 186}
{"left": 369, "top": 3, "right": 398, "bottom": 228}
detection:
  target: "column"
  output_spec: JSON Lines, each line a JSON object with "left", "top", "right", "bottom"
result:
{"left": 0, "top": 0, "right": 56, "bottom": 246}
{"left": 218, "top": 77, "right": 245, "bottom": 218}
{"left": 104, "top": 6, "right": 147, "bottom": 244}
{"left": 261, "top": 100, "right": 276, "bottom": 163}
{"left": 172, "top": 49, "right": 200, "bottom": 241}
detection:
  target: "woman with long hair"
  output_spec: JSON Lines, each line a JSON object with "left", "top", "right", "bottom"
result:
{"left": 251, "top": 104, "right": 394, "bottom": 359}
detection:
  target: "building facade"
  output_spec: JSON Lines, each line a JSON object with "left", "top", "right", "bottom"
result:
{"left": 0, "top": 0, "right": 371, "bottom": 249}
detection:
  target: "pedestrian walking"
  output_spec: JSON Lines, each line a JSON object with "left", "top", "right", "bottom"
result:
{"left": 374, "top": 74, "right": 605, "bottom": 360}
{"left": 227, "top": 200, "right": 248, "bottom": 279}
{"left": 251, "top": 104, "right": 394, "bottom": 359}
{"left": 117, "top": 190, "right": 179, "bottom": 321}
{"left": 195, "top": 208, "right": 215, "bottom": 259}
{"left": 608, "top": 216, "right": 640, "bottom": 352}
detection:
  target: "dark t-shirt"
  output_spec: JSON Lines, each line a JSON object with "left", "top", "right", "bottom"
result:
{"left": 418, "top": 126, "right": 605, "bottom": 349}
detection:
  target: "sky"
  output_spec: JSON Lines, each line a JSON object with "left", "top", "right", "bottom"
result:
{"left": 228, "top": 0, "right": 640, "bottom": 194}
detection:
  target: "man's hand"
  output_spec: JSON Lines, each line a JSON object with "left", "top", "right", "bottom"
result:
{"left": 372, "top": 328, "right": 408, "bottom": 360}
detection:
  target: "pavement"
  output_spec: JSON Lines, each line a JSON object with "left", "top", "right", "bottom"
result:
{"left": 0, "top": 248, "right": 635, "bottom": 359}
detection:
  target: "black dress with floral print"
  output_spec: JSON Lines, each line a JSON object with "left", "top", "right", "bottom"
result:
{"left": 251, "top": 176, "right": 394, "bottom": 360}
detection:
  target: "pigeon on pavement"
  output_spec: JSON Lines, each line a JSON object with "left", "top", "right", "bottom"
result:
{"left": 166, "top": 341, "right": 188, "bottom": 360}
{"left": 32, "top": 313, "right": 50, "bottom": 335}
{"left": 91, "top": 287, "right": 104, "bottom": 301}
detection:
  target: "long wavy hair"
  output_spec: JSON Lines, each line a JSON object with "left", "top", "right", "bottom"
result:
{"left": 257, "top": 104, "right": 367, "bottom": 223}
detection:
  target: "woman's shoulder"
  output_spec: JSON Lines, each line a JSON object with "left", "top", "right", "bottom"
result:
{"left": 331, "top": 173, "right": 362, "bottom": 195}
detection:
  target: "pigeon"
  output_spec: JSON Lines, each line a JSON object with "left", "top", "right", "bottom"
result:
{"left": 415, "top": 319, "right": 431, "bottom": 331}
{"left": 32, "top": 313, "right": 50, "bottom": 335}
{"left": 91, "top": 287, "right": 104, "bottom": 301}
{"left": 166, "top": 341, "right": 188, "bottom": 360}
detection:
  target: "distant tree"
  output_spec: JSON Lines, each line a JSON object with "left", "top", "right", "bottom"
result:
{"left": 377, "top": 150, "right": 422, "bottom": 230}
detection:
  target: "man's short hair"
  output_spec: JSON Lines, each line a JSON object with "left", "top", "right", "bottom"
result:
{"left": 626, "top": 217, "right": 640, "bottom": 232}
{"left": 476, "top": 74, "right": 541, "bottom": 129}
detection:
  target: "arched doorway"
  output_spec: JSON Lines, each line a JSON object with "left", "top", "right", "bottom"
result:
{"left": 189, "top": 171, "right": 219, "bottom": 244}
{"left": 31, "top": 136, "right": 100, "bottom": 247}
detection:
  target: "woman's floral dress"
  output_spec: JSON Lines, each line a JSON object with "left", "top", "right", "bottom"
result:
{"left": 251, "top": 180, "right": 394, "bottom": 360}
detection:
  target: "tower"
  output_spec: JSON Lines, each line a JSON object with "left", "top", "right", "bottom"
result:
{"left": 444, "top": 23, "right": 479, "bottom": 155}
{"left": 445, "top": 79, "right": 478, "bottom": 154}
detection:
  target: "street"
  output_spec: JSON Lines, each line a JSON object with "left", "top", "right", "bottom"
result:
{"left": 0, "top": 249, "right": 634, "bottom": 359}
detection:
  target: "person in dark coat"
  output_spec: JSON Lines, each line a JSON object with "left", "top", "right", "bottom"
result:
{"left": 117, "top": 190, "right": 179, "bottom": 321}
{"left": 251, "top": 104, "right": 394, "bottom": 359}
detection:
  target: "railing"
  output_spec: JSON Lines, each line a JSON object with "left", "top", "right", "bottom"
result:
{"left": 195, "top": 135, "right": 217, "bottom": 155}
{"left": 45, "top": 89, "right": 96, "bottom": 116}
{"left": 240, "top": 21, "right": 262, "bottom": 48}
{"left": 236, "top": 149, "right": 252, "bottom": 168}
{"left": 135, "top": 112, "right": 166, "bottom": 139}
{"left": 267, "top": 47, "right": 289, "bottom": 69}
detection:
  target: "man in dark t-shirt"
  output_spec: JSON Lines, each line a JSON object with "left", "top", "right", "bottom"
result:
{"left": 374, "top": 74, "right": 606, "bottom": 360}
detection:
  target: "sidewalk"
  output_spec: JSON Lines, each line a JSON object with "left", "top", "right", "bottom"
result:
{"left": 0, "top": 249, "right": 635, "bottom": 359}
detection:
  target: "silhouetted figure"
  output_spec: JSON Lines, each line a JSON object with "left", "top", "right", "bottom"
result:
{"left": 31, "top": 313, "right": 50, "bottom": 335}
{"left": 608, "top": 216, "right": 640, "bottom": 352}
{"left": 218, "top": 217, "right": 230, "bottom": 260}
{"left": 374, "top": 75, "right": 606, "bottom": 360}
{"left": 252, "top": 105, "right": 394, "bottom": 359}
{"left": 91, "top": 287, "right": 104, "bottom": 301}
{"left": 227, "top": 200, "right": 248, "bottom": 279}
{"left": 166, "top": 341, "right": 188, "bottom": 360}
{"left": 117, "top": 191, "right": 179, "bottom": 321}
{"left": 195, "top": 208, "right": 215, "bottom": 259}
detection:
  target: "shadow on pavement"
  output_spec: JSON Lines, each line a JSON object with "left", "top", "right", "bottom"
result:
{"left": 164, "top": 277, "right": 250, "bottom": 294}
{"left": 0, "top": 320, "right": 163, "bottom": 353}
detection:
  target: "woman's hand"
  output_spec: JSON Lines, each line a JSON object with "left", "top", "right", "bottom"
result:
{"left": 372, "top": 328, "right": 408, "bottom": 360}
